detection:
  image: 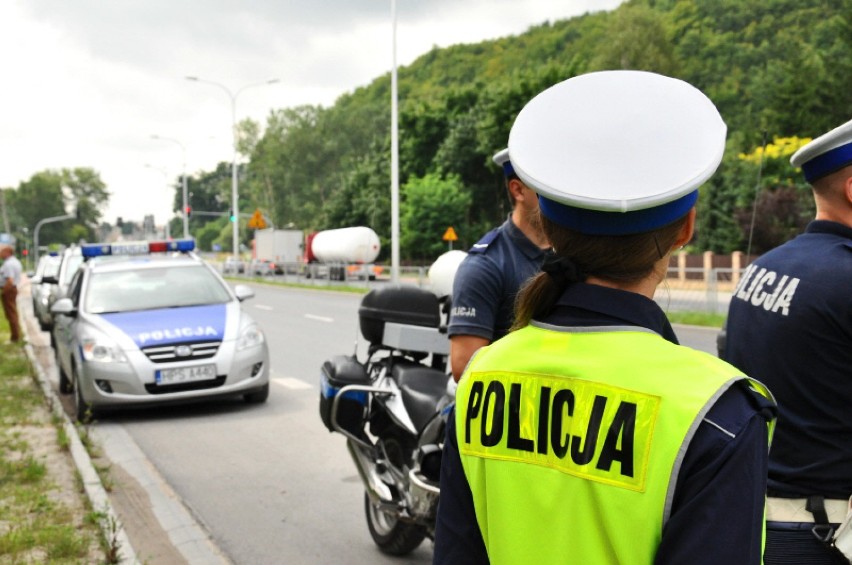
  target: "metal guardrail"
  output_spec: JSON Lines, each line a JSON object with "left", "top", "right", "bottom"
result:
{"left": 214, "top": 260, "right": 430, "bottom": 290}
{"left": 213, "top": 258, "right": 740, "bottom": 314}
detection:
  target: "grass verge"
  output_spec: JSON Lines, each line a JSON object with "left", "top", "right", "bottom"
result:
{"left": 666, "top": 311, "right": 726, "bottom": 328}
{"left": 0, "top": 329, "right": 106, "bottom": 562}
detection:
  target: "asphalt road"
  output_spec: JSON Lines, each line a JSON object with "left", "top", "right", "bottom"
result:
{"left": 30, "top": 281, "right": 724, "bottom": 564}
{"left": 94, "top": 284, "right": 433, "bottom": 564}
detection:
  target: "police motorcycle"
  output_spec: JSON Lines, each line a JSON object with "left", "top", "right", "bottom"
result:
{"left": 319, "top": 252, "right": 465, "bottom": 556}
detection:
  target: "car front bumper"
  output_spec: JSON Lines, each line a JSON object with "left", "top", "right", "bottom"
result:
{"left": 77, "top": 339, "right": 270, "bottom": 409}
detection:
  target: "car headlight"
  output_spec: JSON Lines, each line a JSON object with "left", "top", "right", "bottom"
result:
{"left": 81, "top": 336, "right": 128, "bottom": 363}
{"left": 237, "top": 324, "right": 265, "bottom": 351}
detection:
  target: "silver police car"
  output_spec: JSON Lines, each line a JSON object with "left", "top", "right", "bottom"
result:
{"left": 51, "top": 239, "right": 270, "bottom": 421}
{"left": 30, "top": 253, "right": 61, "bottom": 331}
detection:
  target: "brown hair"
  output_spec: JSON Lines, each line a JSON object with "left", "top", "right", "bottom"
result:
{"left": 513, "top": 213, "right": 689, "bottom": 329}
{"left": 812, "top": 164, "right": 852, "bottom": 199}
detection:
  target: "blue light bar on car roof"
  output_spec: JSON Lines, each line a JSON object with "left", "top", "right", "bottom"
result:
{"left": 81, "top": 239, "right": 195, "bottom": 258}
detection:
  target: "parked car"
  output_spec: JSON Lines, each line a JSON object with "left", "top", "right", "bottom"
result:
{"left": 249, "top": 259, "right": 281, "bottom": 276}
{"left": 40, "top": 246, "right": 85, "bottom": 337}
{"left": 222, "top": 256, "right": 246, "bottom": 274}
{"left": 50, "top": 239, "right": 270, "bottom": 421}
{"left": 30, "top": 254, "right": 61, "bottom": 331}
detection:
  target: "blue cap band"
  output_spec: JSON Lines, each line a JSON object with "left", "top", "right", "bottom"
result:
{"left": 801, "top": 142, "right": 852, "bottom": 183}
{"left": 502, "top": 161, "right": 515, "bottom": 177}
{"left": 538, "top": 190, "right": 698, "bottom": 235}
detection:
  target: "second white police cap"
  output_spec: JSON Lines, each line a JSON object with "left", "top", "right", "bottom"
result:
{"left": 790, "top": 117, "right": 852, "bottom": 183}
{"left": 508, "top": 70, "right": 727, "bottom": 235}
{"left": 492, "top": 148, "right": 514, "bottom": 176}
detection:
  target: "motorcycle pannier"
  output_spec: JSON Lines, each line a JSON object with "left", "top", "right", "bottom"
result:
{"left": 320, "top": 355, "right": 370, "bottom": 434}
{"left": 358, "top": 285, "right": 440, "bottom": 345}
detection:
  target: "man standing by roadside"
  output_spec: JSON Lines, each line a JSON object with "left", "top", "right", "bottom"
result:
{"left": 724, "top": 117, "right": 852, "bottom": 564}
{"left": 447, "top": 148, "right": 549, "bottom": 381}
{"left": 0, "top": 243, "right": 23, "bottom": 343}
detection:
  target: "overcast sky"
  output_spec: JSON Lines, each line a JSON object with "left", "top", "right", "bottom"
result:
{"left": 0, "top": 0, "right": 623, "bottom": 228}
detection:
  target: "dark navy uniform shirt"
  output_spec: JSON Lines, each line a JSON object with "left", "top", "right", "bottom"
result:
{"left": 447, "top": 216, "right": 546, "bottom": 342}
{"left": 724, "top": 220, "right": 852, "bottom": 499}
{"left": 435, "top": 283, "right": 775, "bottom": 564}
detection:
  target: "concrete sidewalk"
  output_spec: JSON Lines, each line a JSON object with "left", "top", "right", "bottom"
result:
{"left": 20, "top": 279, "right": 229, "bottom": 564}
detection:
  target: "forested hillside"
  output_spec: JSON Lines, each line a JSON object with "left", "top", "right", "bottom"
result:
{"left": 135, "top": 0, "right": 852, "bottom": 257}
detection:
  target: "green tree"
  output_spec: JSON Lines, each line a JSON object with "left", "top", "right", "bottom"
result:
{"left": 589, "top": 3, "right": 679, "bottom": 74}
{"left": 183, "top": 162, "right": 233, "bottom": 233}
{"left": 168, "top": 0, "right": 851, "bottom": 257}
{"left": 62, "top": 168, "right": 109, "bottom": 232}
{"left": 5, "top": 169, "right": 105, "bottom": 247}
{"left": 400, "top": 173, "right": 472, "bottom": 262}
{"left": 323, "top": 141, "right": 392, "bottom": 255}
{"left": 196, "top": 217, "right": 228, "bottom": 252}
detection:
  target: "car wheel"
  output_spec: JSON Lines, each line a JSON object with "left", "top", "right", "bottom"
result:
{"left": 244, "top": 383, "right": 269, "bottom": 404}
{"left": 73, "top": 369, "right": 96, "bottom": 423}
{"left": 58, "top": 362, "right": 73, "bottom": 394}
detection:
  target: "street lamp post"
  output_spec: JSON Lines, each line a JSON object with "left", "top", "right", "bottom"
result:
{"left": 390, "top": 0, "right": 400, "bottom": 284}
{"left": 185, "top": 76, "right": 279, "bottom": 260}
{"left": 151, "top": 135, "right": 190, "bottom": 239}
{"left": 33, "top": 213, "right": 74, "bottom": 266}
{"left": 144, "top": 164, "right": 172, "bottom": 238}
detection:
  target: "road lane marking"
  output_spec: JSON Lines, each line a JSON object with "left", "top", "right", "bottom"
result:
{"left": 273, "top": 378, "right": 313, "bottom": 390}
{"left": 253, "top": 304, "right": 274, "bottom": 311}
{"left": 305, "top": 314, "right": 334, "bottom": 323}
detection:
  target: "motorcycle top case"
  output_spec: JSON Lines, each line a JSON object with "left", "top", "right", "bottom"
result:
{"left": 320, "top": 355, "right": 371, "bottom": 433}
{"left": 358, "top": 285, "right": 440, "bottom": 345}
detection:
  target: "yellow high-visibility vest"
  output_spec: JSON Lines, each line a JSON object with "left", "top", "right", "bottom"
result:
{"left": 456, "top": 323, "right": 772, "bottom": 564}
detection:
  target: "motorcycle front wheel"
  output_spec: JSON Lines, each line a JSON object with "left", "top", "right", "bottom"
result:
{"left": 364, "top": 492, "right": 426, "bottom": 555}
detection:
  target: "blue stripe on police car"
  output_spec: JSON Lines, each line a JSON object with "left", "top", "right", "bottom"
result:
{"left": 100, "top": 304, "right": 227, "bottom": 347}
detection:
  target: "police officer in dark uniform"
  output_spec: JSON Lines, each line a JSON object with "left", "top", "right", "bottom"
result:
{"left": 434, "top": 71, "right": 776, "bottom": 564}
{"left": 724, "top": 117, "right": 852, "bottom": 565}
{"left": 447, "top": 148, "right": 549, "bottom": 381}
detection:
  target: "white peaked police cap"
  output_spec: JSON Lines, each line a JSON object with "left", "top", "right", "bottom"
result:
{"left": 790, "top": 118, "right": 852, "bottom": 183}
{"left": 492, "top": 148, "right": 514, "bottom": 176}
{"left": 508, "top": 70, "right": 727, "bottom": 235}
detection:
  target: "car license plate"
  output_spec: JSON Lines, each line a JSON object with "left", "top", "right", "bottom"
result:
{"left": 155, "top": 364, "right": 217, "bottom": 385}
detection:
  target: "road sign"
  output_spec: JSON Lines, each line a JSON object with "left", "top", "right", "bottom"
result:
{"left": 442, "top": 226, "right": 458, "bottom": 242}
{"left": 248, "top": 209, "right": 267, "bottom": 230}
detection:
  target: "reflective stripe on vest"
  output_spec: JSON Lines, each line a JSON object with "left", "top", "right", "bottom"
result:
{"left": 456, "top": 324, "right": 767, "bottom": 564}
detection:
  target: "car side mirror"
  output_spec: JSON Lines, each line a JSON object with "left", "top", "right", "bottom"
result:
{"left": 234, "top": 284, "right": 255, "bottom": 302}
{"left": 51, "top": 297, "right": 77, "bottom": 317}
{"left": 30, "top": 275, "right": 41, "bottom": 284}
{"left": 41, "top": 275, "right": 59, "bottom": 285}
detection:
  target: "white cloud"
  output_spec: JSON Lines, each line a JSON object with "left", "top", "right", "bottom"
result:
{"left": 0, "top": 0, "right": 623, "bottom": 228}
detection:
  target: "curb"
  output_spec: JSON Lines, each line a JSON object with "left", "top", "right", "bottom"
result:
{"left": 21, "top": 310, "right": 139, "bottom": 564}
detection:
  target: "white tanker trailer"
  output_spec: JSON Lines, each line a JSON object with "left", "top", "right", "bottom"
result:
{"left": 305, "top": 226, "right": 381, "bottom": 281}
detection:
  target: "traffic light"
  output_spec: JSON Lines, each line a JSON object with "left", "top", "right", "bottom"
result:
{"left": 229, "top": 209, "right": 236, "bottom": 222}
{"left": 22, "top": 249, "right": 28, "bottom": 257}
{"left": 185, "top": 206, "right": 192, "bottom": 218}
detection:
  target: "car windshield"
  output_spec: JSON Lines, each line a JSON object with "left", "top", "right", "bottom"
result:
{"left": 61, "top": 255, "right": 85, "bottom": 285}
{"left": 85, "top": 264, "right": 232, "bottom": 313}
{"left": 44, "top": 258, "right": 61, "bottom": 278}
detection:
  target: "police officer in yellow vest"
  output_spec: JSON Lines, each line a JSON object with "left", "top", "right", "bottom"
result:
{"left": 433, "top": 71, "right": 777, "bottom": 564}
